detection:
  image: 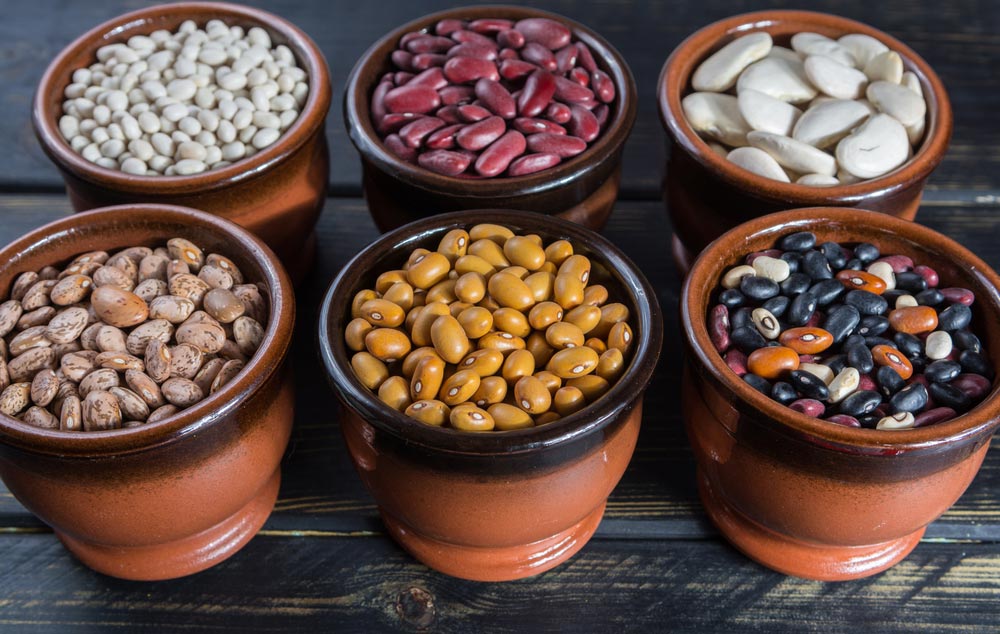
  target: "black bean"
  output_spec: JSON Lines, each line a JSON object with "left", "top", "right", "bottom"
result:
{"left": 953, "top": 330, "right": 982, "bottom": 353}
{"left": 781, "top": 272, "right": 812, "bottom": 296}
{"left": 740, "top": 275, "right": 780, "bottom": 301}
{"left": 926, "top": 359, "right": 962, "bottom": 383}
{"left": 762, "top": 296, "right": 790, "bottom": 319}
{"left": 853, "top": 242, "right": 880, "bottom": 264}
{"left": 744, "top": 373, "right": 772, "bottom": 396}
{"left": 820, "top": 241, "right": 847, "bottom": 269}
{"left": 731, "top": 326, "right": 767, "bottom": 354}
{"left": 789, "top": 369, "right": 830, "bottom": 400}
{"left": 771, "top": 381, "right": 798, "bottom": 404}
{"left": 890, "top": 383, "right": 929, "bottom": 413}
{"left": 844, "top": 290, "right": 888, "bottom": 316}
{"left": 915, "top": 289, "right": 945, "bottom": 307}
{"left": 825, "top": 354, "right": 848, "bottom": 375}
{"left": 731, "top": 307, "right": 753, "bottom": 332}
{"left": 894, "top": 271, "right": 928, "bottom": 293}
{"left": 780, "top": 251, "right": 801, "bottom": 273}
{"left": 844, "top": 334, "right": 865, "bottom": 349}
{"left": 779, "top": 231, "right": 816, "bottom": 252}
{"left": 928, "top": 382, "right": 972, "bottom": 411}
{"left": 875, "top": 365, "right": 905, "bottom": 397}
{"left": 938, "top": 304, "right": 972, "bottom": 332}
{"left": 865, "top": 336, "right": 894, "bottom": 348}
{"left": 846, "top": 340, "right": 874, "bottom": 373}
{"left": 844, "top": 258, "right": 863, "bottom": 271}
{"left": 856, "top": 315, "right": 889, "bottom": 338}
{"left": 787, "top": 291, "right": 817, "bottom": 326}
{"left": 809, "top": 279, "right": 844, "bottom": 306}
{"left": 959, "top": 350, "right": 993, "bottom": 378}
{"left": 719, "top": 288, "right": 745, "bottom": 309}
{"left": 802, "top": 250, "right": 833, "bottom": 280}
{"left": 894, "top": 332, "right": 923, "bottom": 360}
{"left": 858, "top": 413, "right": 881, "bottom": 428}
{"left": 882, "top": 289, "right": 906, "bottom": 305}
{"left": 838, "top": 390, "right": 882, "bottom": 417}
{"left": 823, "top": 304, "right": 860, "bottom": 344}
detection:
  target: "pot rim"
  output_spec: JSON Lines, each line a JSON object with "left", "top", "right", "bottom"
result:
{"left": 318, "top": 209, "right": 663, "bottom": 457}
{"left": 658, "top": 9, "right": 953, "bottom": 204}
{"left": 343, "top": 4, "right": 638, "bottom": 199}
{"left": 32, "top": 1, "right": 332, "bottom": 195}
{"left": 0, "top": 204, "right": 295, "bottom": 457}
{"left": 681, "top": 206, "right": 1000, "bottom": 453}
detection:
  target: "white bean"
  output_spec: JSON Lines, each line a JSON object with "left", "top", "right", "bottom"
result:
{"left": 726, "top": 147, "right": 790, "bottom": 182}
{"left": 836, "top": 114, "right": 909, "bottom": 179}
{"left": 747, "top": 130, "right": 837, "bottom": 177}
{"left": 692, "top": 32, "right": 772, "bottom": 92}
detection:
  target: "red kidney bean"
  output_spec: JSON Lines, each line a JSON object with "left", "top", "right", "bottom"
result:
{"left": 378, "top": 112, "right": 423, "bottom": 135}
{"left": 412, "top": 53, "right": 448, "bottom": 70}
{"left": 724, "top": 349, "right": 748, "bottom": 376}
{"left": 874, "top": 255, "right": 914, "bottom": 273}
{"left": 513, "top": 118, "right": 567, "bottom": 135}
{"left": 591, "top": 70, "right": 616, "bottom": 103}
{"left": 407, "top": 35, "right": 456, "bottom": 54}
{"left": 517, "top": 70, "right": 557, "bottom": 117}
{"left": 400, "top": 117, "right": 446, "bottom": 148}
{"left": 521, "top": 42, "right": 558, "bottom": 71}
{"left": 940, "top": 288, "right": 975, "bottom": 306}
{"left": 497, "top": 29, "right": 525, "bottom": 49}
{"left": 499, "top": 59, "right": 536, "bottom": 81}
{"left": 408, "top": 68, "right": 448, "bottom": 90}
{"left": 858, "top": 373, "right": 877, "bottom": 392}
{"left": 458, "top": 104, "right": 492, "bottom": 122}
{"left": 418, "top": 149, "right": 473, "bottom": 176}
{"left": 913, "top": 407, "right": 957, "bottom": 427}
{"left": 451, "top": 30, "right": 496, "bottom": 47}
{"left": 498, "top": 48, "right": 520, "bottom": 61}
{"left": 913, "top": 265, "right": 939, "bottom": 288}
{"left": 435, "top": 105, "right": 461, "bottom": 124}
{"left": 545, "top": 102, "right": 572, "bottom": 124}
{"left": 436, "top": 19, "right": 466, "bottom": 36}
{"left": 526, "top": 133, "right": 587, "bottom": 157}
{"left": 569, "top": 67, "right": 590, "bottom": 87}
{"left": 426, "top": 123, "right": 464, "bottom": 150}
{"left": 790, "top": 398, "right": 825, "bottom": 417}
{"left": 474, "top": 79, "right": 517, "bottom": 119}
{"left": 384, "top": 85, "right": 441, "bottom": 114}
{"left": 555, "top": 45, "right": 578, "bottom": 72}
{"left": 952, "top": 373, "right": 992, "bottom": 400}
{"left": 576, "top": 41, "right": 598, "bottom": 72}
{"left": 385, "top": 134, "right": 417, "bottom": 162}
{"left": 475, "top": 130, "right": 526, "bottom": 177}
{"left": 371, "top": 81, "right": 390, "bottom": 122}
{"left": 554, "top": 76, "right": 595, "bottom": 104}
{"left": 515, "top": 18, "right": 572, "bottom": 50}
{"left": 396, "top": 72, "right": 419, "bottom": 86}
{"left": 443, "top": 57, "right": 499, "bottom": 84}
{"left": 825, "top": 414, "right": 861, "bottom": 427}
{"left": 438, "top": 85, "right": 475, "bottom": 105}
{"left": 400, "top": 32, "right": 423, "bottom": 48}
{"left": 456, "top": 115, "right": 506, "bottom": 151}
{"left": 447, "top": 42, "right": 498, "bottom": 61}
{"left": 709, "top": 304, "right": 730, "bottom": 353}
{"left": 507, "top": 152, "right": 561, "bottom": 176}
{"left": 391, "top": 50, "right": 414, "bottom": 71}
{"left": 593, "top": 104, "right": 610, "bottom": 129}
{"left": 469, "top": 18, "right": 514, "bottom": 33}
{"left": 568, "top": 104, "right": 600, "bottom": 142}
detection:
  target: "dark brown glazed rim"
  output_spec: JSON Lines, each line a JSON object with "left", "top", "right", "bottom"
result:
{"left": 32, "top": 1, "right": 332, "bottom": 195}
{"left": 0, "top": 204, "right": 294, "bottom": 457}
{"left": 343, "top": 4, "right": 638, "bottom": 199}
{"left": 681, "top": 207, "right": 1000, "bottom": 453}
{"left": 658, "top": 10, "right": 953, "bottom": 204}
{"left": 319, "top": 210, "right": 663, "bottom": 456}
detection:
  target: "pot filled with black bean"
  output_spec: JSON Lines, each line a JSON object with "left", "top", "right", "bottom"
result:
{"left": 681, "top": 207, "right": 1000, "bottom": 582}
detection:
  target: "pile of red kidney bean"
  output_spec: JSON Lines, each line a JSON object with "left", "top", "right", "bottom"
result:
{"left": 708, "top": 231, "right": 994, "bottom": 430}
{"left": 371, "top": 17, "right": 616, "bottom": 178}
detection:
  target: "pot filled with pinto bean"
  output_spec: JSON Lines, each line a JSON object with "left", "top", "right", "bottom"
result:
{"left": 681, "top": 207, "right": 1000, "bottom": 581}
{"left": 319, "top": 209, "right": 662, "bottom": 581}
{"left": 0, "top": 204, "right": 295, "bottom": 581}
{"left": 344, "top": 6, "right": 637, "bottom": 231}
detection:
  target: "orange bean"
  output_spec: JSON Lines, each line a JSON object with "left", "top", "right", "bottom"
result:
{"left": 746, "top": 346, "right": 799, "bottom": 380}
{"left": 888, "top": 306, "right": 938, "bottom": 335}
{"left": 778, "top": 327, "right": 833, "bottom": 354}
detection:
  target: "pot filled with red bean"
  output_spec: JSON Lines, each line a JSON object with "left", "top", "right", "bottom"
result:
{"left": 319, "top": 210, "right": 661, "bottom": 581}
{"left": 344, "top": 6, "right": 637, "bottom": 231}
{"left": 681, "top": 207, "right": 1000, "bottom": 581}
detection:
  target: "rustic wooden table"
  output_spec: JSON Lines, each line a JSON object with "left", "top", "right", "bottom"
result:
{"left": 3, "top": 1, "right": 1000, "bottom": 631}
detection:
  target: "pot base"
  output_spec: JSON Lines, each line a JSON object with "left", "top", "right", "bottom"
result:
{"left": 697, "top": 469, "right": 924, "bottom": 581}
{"left": 379, "top": 502, "right": 606, "bottom": 582}
{"left": 56, "top": 467, "right": 281, "bottom": 581}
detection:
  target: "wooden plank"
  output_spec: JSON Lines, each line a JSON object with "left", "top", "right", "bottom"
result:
{"left": 4, "top": 0, "right": 1000, "bottom": 195}
{"left": 3, "top": 533, "right": 1000, "bottom": 632}
{"left": 0, "top": 195, "right": 999, "bottom": 547}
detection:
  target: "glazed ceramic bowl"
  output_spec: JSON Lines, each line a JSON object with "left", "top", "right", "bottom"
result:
{"left": 659, "top": 10, "right": 953, "bottom": 271}
{"left": 0, "top": 204, "right": 295, "bottom": 581}
{"left": 344, "top": 6, "right": 637, "bottom": 232}
{"left": 32, "top": 2, "right": 332, "bottom": 283}
{"left": 318, "top": 210, "right": 662, "bottom": 581}
{"left": 681, "top": 207, "right": 1000, "bottom": 581}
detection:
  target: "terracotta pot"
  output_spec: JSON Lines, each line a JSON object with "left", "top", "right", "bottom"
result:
{"left": 681, "top": 207, "right": 1000, "bottom": 581}
{"left": 318, "top": 210, "right": 662, "bottom": 581}
{"left": 32, "top": 2, "right": 332, "bottom": 284}
{"left": 0, "top": 204, "right": 295, "bottom": 581}
{"left": 658, "top": 10, "right": 953, "bottom": 272}
{"left": 344, "top": 6, "right": 637, "bottom": 232}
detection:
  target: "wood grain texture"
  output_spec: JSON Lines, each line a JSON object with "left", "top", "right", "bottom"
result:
{"left": 3, "top": 0, "right": 1000, "bottom": 196}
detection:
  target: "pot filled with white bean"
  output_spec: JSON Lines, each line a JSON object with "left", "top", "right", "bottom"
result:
{"left": 0, "top": 204, "right": 295, "bottom": 581}
{"left": 32, "top": 2, "right": 332, "bottom": 284}
{"left": 658, "top": 10, "right": 952, "bottom": 272}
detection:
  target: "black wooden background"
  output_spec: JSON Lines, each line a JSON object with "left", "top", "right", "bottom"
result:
{"left": 2, "top": 1, "right": 1000, "bottom": 632}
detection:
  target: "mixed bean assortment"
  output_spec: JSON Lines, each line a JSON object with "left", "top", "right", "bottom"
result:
{"left": 345, "top": 223, "right": 633, "bottom": 431}
{"left": 709, "top": 231, "right": 993, "bottom": 430}
{"left": 0, "top": 240, "right": 269, "bottom": 431}
{"left": 372, "top": 17, "right": 616, "bottom": 178}
{"left": 683, "top": 31, "right": 927, "bottom": 186}
{"left": 58, "top": 20, "right": 309, "bottom": 176}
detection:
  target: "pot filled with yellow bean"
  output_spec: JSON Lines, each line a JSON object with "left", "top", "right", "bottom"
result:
{"left": 319, "top": 209, "right": 662, "bottom": 581}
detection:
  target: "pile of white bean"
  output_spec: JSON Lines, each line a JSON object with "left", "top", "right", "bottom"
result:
{"left": 681, "top": 31, "right": 927, "bottom": 186}
{"left": 58, "top": 19, "right": 309, "bottom": 176}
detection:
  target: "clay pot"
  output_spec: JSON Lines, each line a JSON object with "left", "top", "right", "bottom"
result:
{"left": 681, "top": 207, "right": 1000, "bottom": 581}
{"left": 344, "top": 6, "right": 637, "bottom": 232}
{"left": 318, "top": 210, "right": 662, "bottom": 581}
{"left": 658, "top": 10, "right": 953, "bottom": 271}
{"left": 0, "top": 204, "right": 295, "bottom": 581}
{"left": 32, "top": 2, "right": 332, "bottom": 284}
